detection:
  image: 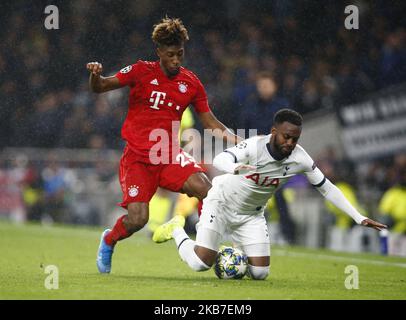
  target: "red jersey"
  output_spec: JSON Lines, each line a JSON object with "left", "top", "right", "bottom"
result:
{"left": 115, "top": 60, "right": 211, "bottom": 163}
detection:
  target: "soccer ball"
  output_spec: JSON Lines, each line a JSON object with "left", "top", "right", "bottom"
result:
{"left": 214, "top": 246, "right": 248, "bottom": 279}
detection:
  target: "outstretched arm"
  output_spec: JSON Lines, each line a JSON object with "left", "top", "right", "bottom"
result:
{"left": 87, "top": 62, "right": 123, "bottom": 93}
{"left": 213, "top": 151, "right": 256, "bottom": 174}
{"left": 315, "top": 179, "right": 387, "bottom": 231}
{"left": 212, "top": 138, "right": 257, "bottom": 174}
{"left": 198, "top": 111, "right": 243, "bottom": 146}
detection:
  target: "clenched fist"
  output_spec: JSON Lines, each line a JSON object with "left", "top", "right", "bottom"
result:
{"left": 87, "top": 62, "right": 103, "bottom": 76}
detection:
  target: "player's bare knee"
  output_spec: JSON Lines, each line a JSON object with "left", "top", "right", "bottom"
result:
{"left": 195, "top": 179, "right": 211, "bottom": 200}
{"left": 125, "top": 204, "right": 149, "bottom": 232}
{"left": 195, "top": 246, "right": 217, "bottom": 267}
{"left": 184, "top": 173, "right": 211, "bottom": 200}
{"left": 129, "top": 213, "right": 148, "bottom": 229}
{"left": 248, "top": 265, "right": 270, "bottom": 280}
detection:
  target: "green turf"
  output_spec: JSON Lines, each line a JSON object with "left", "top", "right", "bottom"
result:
{"left": 0, "top": 221, "right": 405, "bottom": 300}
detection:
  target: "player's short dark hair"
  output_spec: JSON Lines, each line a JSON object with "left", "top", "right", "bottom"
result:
{"left": 273, "top": 109, "right": 303, "bottom": 126}
{"left": 152, "top": 16, "right": 189, "bottom": 47}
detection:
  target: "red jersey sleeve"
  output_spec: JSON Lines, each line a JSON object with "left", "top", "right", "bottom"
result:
{"left": 114, "top": 63, "right": 139, "bottom": 87}
{"left": 191, "top": 78, "right": 211, "bottom": 113}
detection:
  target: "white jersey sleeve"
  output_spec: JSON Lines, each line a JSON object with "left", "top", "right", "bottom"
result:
{"left": 297, "top": 146, "right": 367, "bottom": 224}
{"left": 212, "top": 152, "right": 240, "bottom": 174}
{"left": 317, "top": 180, "right": 367, "bottom": 224}
{"left": 212, "top": 137, "right": 259, "bottom": 174}
{"left": 298, "top": 147, "right": 325, "bottom": 186}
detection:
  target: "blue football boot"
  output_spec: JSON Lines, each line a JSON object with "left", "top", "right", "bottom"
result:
{"left": 96, "top": 229, "right": 114, "bottom": 273}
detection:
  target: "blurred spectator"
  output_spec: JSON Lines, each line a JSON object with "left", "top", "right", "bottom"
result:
{"left": 0, "top": 155, "right": 29, "bottom": 222}
{"left": 318, "top": 155, "right": 372, "bottom": 252}
{"left": 381, "top": 28, "right": 406, "bottom": 87}
{"left": 240, "top": 72, "right": 296, "bottom": 244}
{"left": 0, "top": 1, "right": 405, "bottom": 149}
{"left": 241, "top": 72, "right": 289, "bottom": 133}
{"left": 22, "top": 163, "right": 44, "bottom": 222}
{"left": 378, "top": 166, "right": 406, "bottom": 256}
{"left": 41, "top": 155, "right": 68, "bottom": 223}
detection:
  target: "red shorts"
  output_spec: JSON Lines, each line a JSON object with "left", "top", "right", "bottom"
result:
{"left": 118, "top": 145, "right": 205, "bottom": 208}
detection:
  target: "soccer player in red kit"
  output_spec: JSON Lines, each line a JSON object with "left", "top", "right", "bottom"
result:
{"left": 87, "top": 17, "right": 241, "bottom": 273}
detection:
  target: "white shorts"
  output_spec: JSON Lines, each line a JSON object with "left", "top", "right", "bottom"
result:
{"left": 196, "top": 196, "right": 270, "bottom": 257}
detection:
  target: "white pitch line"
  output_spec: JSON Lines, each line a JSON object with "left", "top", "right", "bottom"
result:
{"left": 273, "top": 249, "right": 406, "bottom": 268}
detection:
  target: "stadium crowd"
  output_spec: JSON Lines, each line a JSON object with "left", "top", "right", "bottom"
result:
{"left": 0, "top": 0, "right": 405, "bottom": 149}
{"left": 0, "top": 1, "right": 405, "bottom": 253}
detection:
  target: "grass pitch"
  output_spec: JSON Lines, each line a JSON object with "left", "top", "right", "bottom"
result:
{"left": 0, "top": 221, "right": 405, "bottom": 300}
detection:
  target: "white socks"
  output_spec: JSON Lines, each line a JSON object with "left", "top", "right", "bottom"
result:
{"left": 248, "top": 265, "right": 269, "bottom": 280}
{"left": 173, "top": 227, "right": 210, "bottom": 272}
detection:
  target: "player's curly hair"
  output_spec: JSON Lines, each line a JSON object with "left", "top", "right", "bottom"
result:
{"left": 152, "top": 16, "right": 189, "bottom": 47}
{"left": 274, "top": 109, "right": 303, "bottom": 126}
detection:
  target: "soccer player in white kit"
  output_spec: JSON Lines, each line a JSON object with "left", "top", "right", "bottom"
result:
{"left": 153, "top": 109, "right": 387, "bottom": 280}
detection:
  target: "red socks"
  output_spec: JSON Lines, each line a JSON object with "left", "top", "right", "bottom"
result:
{"left": 104, "top": 215, "right": 131, "bottom": 246}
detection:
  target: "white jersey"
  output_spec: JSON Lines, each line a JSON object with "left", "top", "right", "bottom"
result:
{"left": 210, "top": 135, "right": 325, "bottom": 214}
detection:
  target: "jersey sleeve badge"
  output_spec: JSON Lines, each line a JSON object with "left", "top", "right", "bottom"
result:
{"left": 236, "top": 141, "right": 248, "bottom": 149}
{"left": 120, "top": 65, "right": 132, "bottom": 74}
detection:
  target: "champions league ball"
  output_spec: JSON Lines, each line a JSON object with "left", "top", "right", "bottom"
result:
{"left": 214, "top": 246, "right": 248, "bottom": 279}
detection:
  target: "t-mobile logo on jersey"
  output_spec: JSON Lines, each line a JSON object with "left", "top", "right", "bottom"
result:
{"left": 149, "top": 91, "right": 167, "bottom": 110}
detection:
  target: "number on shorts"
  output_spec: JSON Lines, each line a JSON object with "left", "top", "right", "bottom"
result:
{"left": 176, "top": 152, "right": 200, "bottom": 168}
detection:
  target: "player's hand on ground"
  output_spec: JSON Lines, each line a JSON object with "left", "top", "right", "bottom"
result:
{"left": 234, "top": 164, "right": 257, "bottom": 174}
{"left": 87, "top": 62, "right": 103, "bottom": 75}
{"left": 361, "top": 218, "right": 388, "bottom": 231}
